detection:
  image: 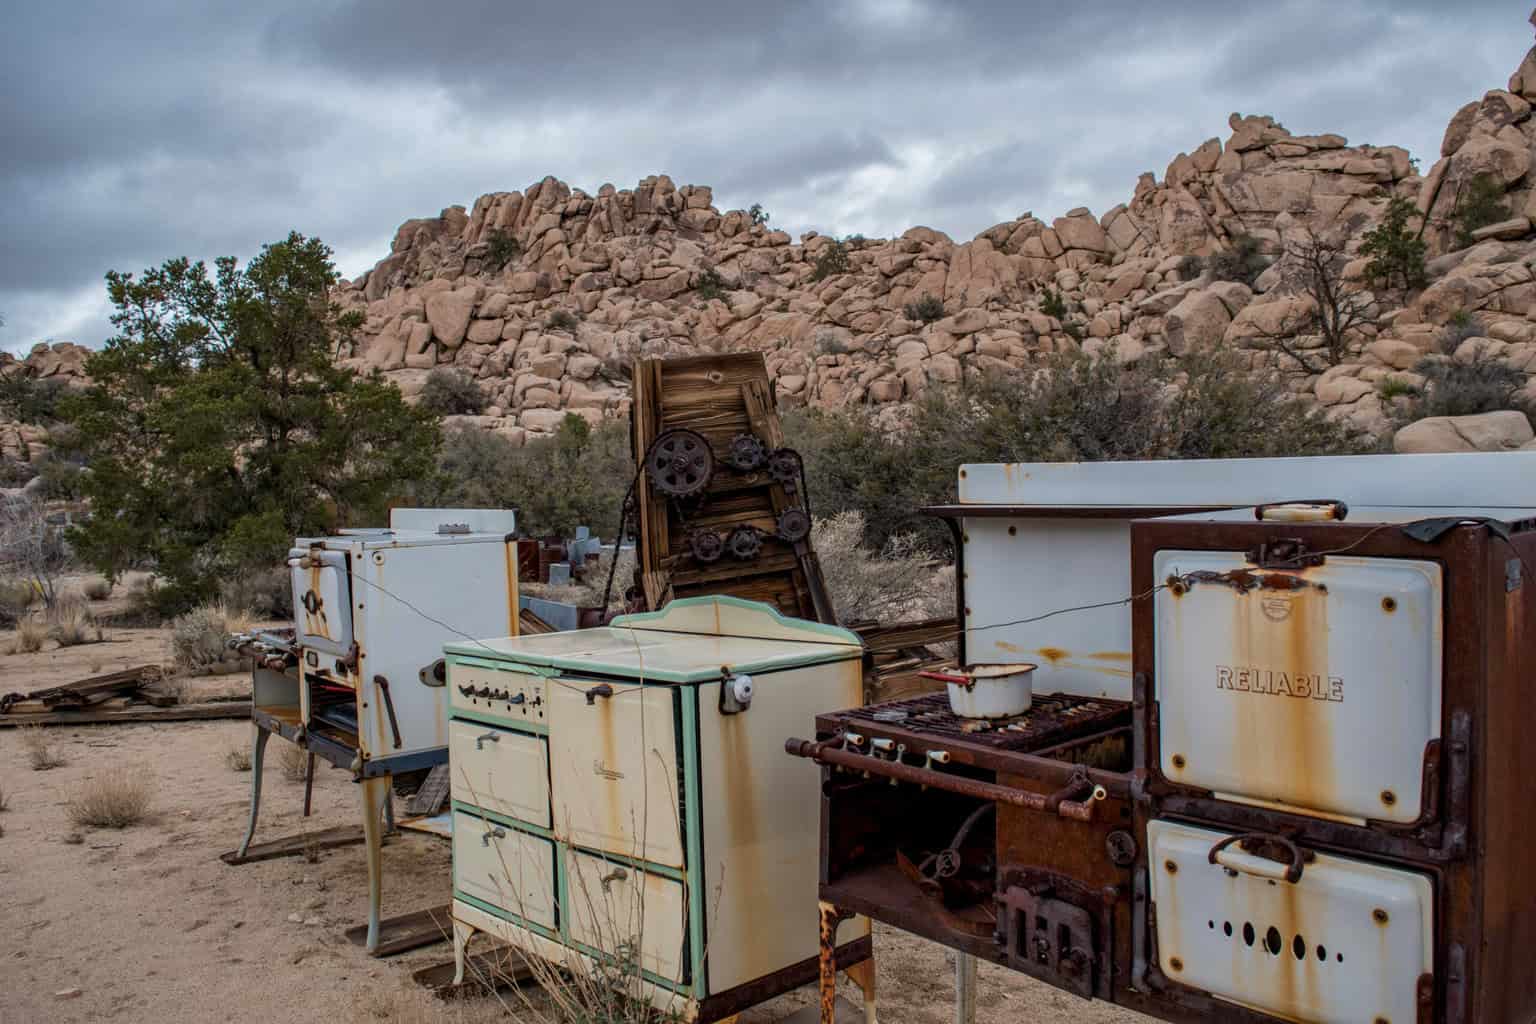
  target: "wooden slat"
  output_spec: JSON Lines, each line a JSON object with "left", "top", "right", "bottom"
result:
{"left": 0, "top": 700, "right": 252, "bottom": 728}
{"left": 219, "top": 824, "right": 370, "bottom": 865}
{"left": 854, "top": 617, "right": 960, "bottom": 654}
{"left": 406, "top": 764, "right": 452, "bottom": 816}
{"left": 345, "top": 903, "right": 453, "bottom": 957}
{"left": 412, "top": 944, "right": 538, "bottom": 998}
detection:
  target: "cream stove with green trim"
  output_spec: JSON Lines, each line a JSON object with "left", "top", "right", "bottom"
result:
{"left": 444, "top": 596, "right": 876, "bottom": 1022}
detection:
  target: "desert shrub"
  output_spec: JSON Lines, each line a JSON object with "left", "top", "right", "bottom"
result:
{"left": 1207, "top": 234, "right": 1267, "bottom": 286}
{"left": 31, "top": 453, "right": 85, "bottom": 500}
{"left": 1378, "top": 377, "right": 1418, "bottom": 400}
{"left": 169, "top": 602, "right": 252, "bottom": 673}
{"left": 219, "top": 565, "right": 292, "bottom": 620}
{"left": 418, "top": 368, "right": 487, "bottom": 416}
{"left": 82, "top": 578, "right": 112, "bottom": 601}
{"left": 695, "top": 266, "right": 727, "bottom": 302}
{"left": 419, "top": 416, "right": 631, "bottom": 539}
{"left": 67, "top": 772, "right": 153, "bottom": 828}
{"left": 0, "top": 375, "right": 68, "bottom": 424}
{"left": 810, "top": 241, "right": 850, "bottom": 282}
{"left": 48, "top": 597, "right": 101, "bottom": 647}
{"left": 815, "top": 330, "right": 849, "bottom": 356}
{"left": 1436, "top": 310, "right": 1484, "bottom": 356}
{"left": 903, "top": 294, "right": 945, "bottom": 323}
{"left": 482, "top": 229, "right": 522, "bottom": 272}
{"left": 544, "top": 309, "right": 579, "bottom": 332}
{"left": 786, "top": 349, "right": 1371, "bottom": 550}
{"left": 8, "top": 616, "right": 46, "bottom": 654}
{"left": 0, "top": 494, "right": 70, "bottom": 609}
{"left": 278, "top": 742, "right": 309, "bottom": 782}
{"left": 812, "top": 510, "right": 953, "bottom": 625}
{"left": 21, "top": 727, "right": 66, "bottom": 770}
{"left": 1040, "top": 288, "right": 1068, "bottom": 320}
{"left": 1176, "top": 254, "right": 1204, "bottom": 280}
{"left": 225, "top": 747, "right": 253, "bottom": 772}
{"left": 748, "top": 203, "right": 770, "bottom": 226}
{"left": 0, "top": 577, "right": 32, "bottom": 625}
{"left": 0, "top": 781, "right": 9, "bottom": 811}
{"left": 1406, "top": 355, "right": 1531, "bottom": 422}
{"left": 1453, "top": 174, "right": 1511, "bottom": 249}
{"left": 1360, "top": 197, "right": 1427, "bottom": 291}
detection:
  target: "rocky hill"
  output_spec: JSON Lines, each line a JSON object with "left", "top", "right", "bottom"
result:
{"left": 13, "top": 11, "right": 1536, "bottom": 467}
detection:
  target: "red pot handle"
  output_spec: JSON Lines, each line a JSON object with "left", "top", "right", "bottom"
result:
{"left": 920, "top": 670, "right": 974, "bottom": 691}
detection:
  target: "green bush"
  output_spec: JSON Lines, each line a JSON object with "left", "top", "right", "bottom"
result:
{"left": 1378, "top": 377, "right": 1418, "bottom": 400}
{"left": 1040, "top": 288, "right": 1068, "bottom": 320}
{"left": 1453, "top": 174, "right": 1511, "bottom": 249}
{"left": 1407, "top": 355, "right": 1531, "bottom": 422}
{"left": 418, "top": 416, "right": 632, "bottom": 538}
{"left": 417, "top": 368, "right": 487, "bottom": 416}
{"left": 696, "top": 267, "right": 727, "bottom": 302}
{"left": 785, "top": 349, "right": 1372, "bottom": 550}
{"left": 1176, "top": 254, "right": 1204, "bottom": 281}
{"left": 903, "top": 294, "right": 945, "bottom": 324}
{"left": 748, "top": 203, "right": 771, "bottom": 227}
{"left": 0, "top": 376, "right": 67, "bottom": 424}
{"left": 1207, "top": 234, "right": 1267, "bottom": 286}
{"left": 1436, "top": 311, "right": 1484, "bottom": 356}
{"left": 482, "top": 229, "right": 522, "bottom": 272}
{"left": 810, "top": 241, "right": 850, "bottom": 282}
{"left": 1359, "top": 197, "right": 1427, "bottom": 292}
{"left": 544, "top": 310, "right": 580, "bottom": 332}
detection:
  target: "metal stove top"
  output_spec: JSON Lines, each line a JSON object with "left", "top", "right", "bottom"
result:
{"left": 830, "top": 692, "right": 1130, "bottom": 757}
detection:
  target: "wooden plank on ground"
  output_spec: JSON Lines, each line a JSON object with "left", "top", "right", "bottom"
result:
{"left": 0, "top": 700, "right": 252, "bottom": 728}
{"left": 413, "top": 944, "right": 538, "bottom": 998}
{"left": 345, "top": 903, "right": 453, "bottom": 957}
{"left": 518, "top": 607, "right": 558, "bottom": 635}
{"left": 218, "top": 824, "right": 369, "bottom": 865}
{"left": 406, "top": 764, "right": 452, "bottom": 816}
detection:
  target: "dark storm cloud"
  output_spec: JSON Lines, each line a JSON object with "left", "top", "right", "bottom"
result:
{"left": 1, "top": 0, "right": 1530, "bottom": 354}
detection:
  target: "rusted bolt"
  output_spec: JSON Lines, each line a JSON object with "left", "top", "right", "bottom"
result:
{"left": 962, "top": 532, "right": 970, "bottom": 544}
{"left": 1375, "top": 1018, "right": 1389, "bottom": 1024}
{"left": 1373, "top": 908, "right": 1390, "bottom": 925}
{"left": 1381, "top": 789, "right": 1397, "bottom": 807}
{"left": 965, "top": 606, "right": 972, "bottom": 617}
{"left": 1169, "top": 957, "right": 1184, "bottom": 972}
{"left": 1171, "top": 754, "right": 1187, "bottom": 770}
{"left": 959, "top": 469, "right": 967, "bottom": 479}
{"left": 1164, "top": 859, "right": 1178, "bottom": 874}
{"left": 1381, "top": 596, "right": 1397, "bottom": 613}
{"left": 1008, "top": 525, "right": 1017, "bottom": 536}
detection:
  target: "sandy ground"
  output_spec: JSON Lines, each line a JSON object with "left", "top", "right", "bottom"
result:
{"left": 0, "top": 615, "right": 1148, "bottom": 1024}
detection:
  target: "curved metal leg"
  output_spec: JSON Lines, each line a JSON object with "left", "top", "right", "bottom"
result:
{"left": 452, "top": 918, "right": 476, "bottom": 986}
{"left": 302, "top": 753, "right": 316, "bottom": 817}
{"left": 236, "top": 726, "right": 271, "bottom": 859}
{"left": 383, "top": 779, "right": 396, "bottom": 835}
{"left": 360, "top": 774, "right": 389, "bottom": 953}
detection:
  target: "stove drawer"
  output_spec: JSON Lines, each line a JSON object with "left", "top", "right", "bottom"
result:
{"left": 1153, "top": 551, "right": 1442, "bottom": 824}
{"left": 565, "top": 848, "right": 687, "bottom": 984}
{"left": 448, "top": 720, "right": 550, "bottom": 827}
{"left": 1148, "top": 820, "right": 1432, "bottom": 1024}
{"left": 452, "top": 811, "right": 557, "bottom": 928}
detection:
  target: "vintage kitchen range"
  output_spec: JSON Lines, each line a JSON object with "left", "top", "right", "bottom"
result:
{"left": 790, "top": 452, "right": 1536, "bottom": 1024}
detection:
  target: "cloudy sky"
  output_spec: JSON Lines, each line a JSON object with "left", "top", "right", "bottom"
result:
{"left": 2, "top": 1, "right": 1528, "bottom": 355}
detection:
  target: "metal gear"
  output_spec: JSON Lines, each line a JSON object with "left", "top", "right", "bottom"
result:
{"left": 726, "top": 433, "right": 768, "bottom": 471}
{"left": 645, "top": 429, "right": 715, "bottom": 498}
{"left": 776, "top": 507, "right": 811, "bottom": 543}
{"left": 766, "top": 448, "right": 802, "bottom": 489}
{"left": 726, "top": 526, "right": 763, "bottom": 561}
{"left": 687, "top": 528, "right": 725, "bottom": 563}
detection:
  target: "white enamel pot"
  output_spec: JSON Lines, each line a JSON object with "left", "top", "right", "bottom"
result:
{"left": 922, "top": 663, "right": 1038, "bottom": 719}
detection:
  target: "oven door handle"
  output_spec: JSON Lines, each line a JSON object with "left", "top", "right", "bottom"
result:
{"left": 1207, "top": 832, "right": 1309, "bottom": 884}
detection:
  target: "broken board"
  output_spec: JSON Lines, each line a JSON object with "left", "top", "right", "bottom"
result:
{"left": 629, "top": 352, "right": 836, "bottom": 623}
{"left": 345, "top": 903, "right": 453, "bottom": 957}
{"left": 218, "top": 824, "right": 372, "bottom": 865}
{"left": 412, "top": 944, "right": 537, "bottom": 998}
{"left": 0, "top": 700, "right": 251, "bottom": 728}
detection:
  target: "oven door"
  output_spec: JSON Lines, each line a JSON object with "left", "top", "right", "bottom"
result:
{"left": 288, "top": 547, "right": 354, "bottom": 660}
{"left": 1148, "top": 819, "right": 1433, "bottom": 1024}
{"left": 1152, "top": 550, "right": 1441, "bottom": 825}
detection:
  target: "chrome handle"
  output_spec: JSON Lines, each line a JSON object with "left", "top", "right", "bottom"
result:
{"left": 600, "top": 867, "right": 628, "bottom": 891}
{"left": 1207, "top": 831, "right": 1311, "bottom": 884}
{"left": 481, "top": 826, "right": 506, "bottom": 847}
{"left": 476, "top": 731, "right": 500, "bottom": 750}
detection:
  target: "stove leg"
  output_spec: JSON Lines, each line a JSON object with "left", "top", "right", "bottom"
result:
{"left": 383, "top": 779, "right": 396, "bottom": 835}
{"left": 846, "top": 956, "right": 877, "bottom": 1024}
{"left": 236, "top": 726, "right": 270, "bottom": 859}
{"left": 302, "top": 752, "right": 315, "bottom": 817}
{"left": 818, "top": 901, "right": 854, "bottom": 1024}
{"left": 452, "top": 918, "right": 475, "bottom": 986}
{"left": 954, "top": 951, "right": 977, "bottom": 1024}
{"left": 360, "top": 774, "right": 388, "bottom": 954}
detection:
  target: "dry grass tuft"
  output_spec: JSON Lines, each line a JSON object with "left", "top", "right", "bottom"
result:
{"left": 0, "top": 577, "right": 34, "bottom": 625}
{"left": 8, "top": 616, "right": 46, "bottom": 655}
{"left": 225, "top": 747, "right": 252, "bottom": 772}
{"left": 812, "top": 510, "right": 955, "bottom": 626}
{"left": 278, "top": 742, "right": 309, "bottom": 782}
{"left": 21, "top": 726, "right": 66, "bottom": 771}
{"left": 82, "top": 578, "right": 113, "bottom": 601}
{"left": 169, "top": 602, "right": 253, "bottom": 674}
{"left": 0, "top": 781, "right": 9, "bottom": 811}
{"left": 49, "top": 597, "right": 103, "bottom": 647}
{"left": 66, "top": 772, "right": 154, "bottom": 829}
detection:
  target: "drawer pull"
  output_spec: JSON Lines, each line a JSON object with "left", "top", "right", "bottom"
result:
{"left": 599, "top": 867, "right": 628, "bottom": 891}
{"left": 475, "top": 731, "right": 500, "bottom": 751}
{"left": 1207, "top": 831, "right": 1313, "bottom": 884}
{"left": 481, "top": 826, "right": 506, "bottom": 847}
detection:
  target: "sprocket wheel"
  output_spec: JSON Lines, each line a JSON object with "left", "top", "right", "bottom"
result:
{"left": 776, "top": 507, "right": 811, "bottom": 543}
{"left": 646, "top": 429, "right": 715, "bottom": 498}
{"left": 726, "top": 433, "right": 768, "bottom": 471}
{"left": 766, "top": 448, "right": 802, "bottom": 490}
{"left": 726, "top": 526, "right": 763, "bottom": 561}
{"left": 688, "top": 528, "right": 725, "bottom": 564}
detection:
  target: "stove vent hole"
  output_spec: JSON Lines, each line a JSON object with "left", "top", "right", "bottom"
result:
{"left": 1317, "top": 945, "right": 1327, "bottom": 962}
{"left": 1242, "top": 922, "right": 1256, "bottom": 947}
{"left": 1223, "top": 921, "right": 1233, "bottom": 937}
{"left": 1264, "top": 926, "right": 1283, "bottom": 956}
{"left": 1293, "top": 935, "right": 1307, "bottom": 960}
